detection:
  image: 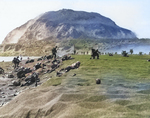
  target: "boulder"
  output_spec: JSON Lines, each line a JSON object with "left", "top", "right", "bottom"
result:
{"left": 12, "top": 80, "right": 21, "bottom": 86}
{"left": 8, "top": 74, "right": 14, "bottom": 78}
{"left": 96, "top": 78, "right": 101, "bottom": 84}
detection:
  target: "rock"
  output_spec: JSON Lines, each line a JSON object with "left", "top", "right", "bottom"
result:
{"left": 25, "top": 59, "right": 34, "bottom": 64}
{"left": 96, "top": 78, "right": 101, "bottom": 84}
{"left": 147, "top": 59, "right": 150, "bottom": 62}
{"left": 0, "top": 67, "right": 4, "bottom": 74}
{"left": 34, "top": 63, "right": 42, "bottom": 70}
{"left": 1, "top": 83, "right": 6, "bottom": 86}
{"left": 0, "top": 102, "right": 4, "bottom": 107}
{"left": 9, "top": 88, "right": 13, "bottom": 90}
{"left": 12, "top": 80, "right": 21, "bottom": 86}
{"left": 1, "top": 92, "right": 5, "bottom": 94}
{"left": 73, "top": 73, "right": 76, "bottom": 76}
{"left": 14, "top": 94, "right": 17, "bottom": 96}
{"left": 8, "top": 84, "right": 14, "bottom": 86}
{"left": 8, "top": 74, "right": 14, "bottom": 78}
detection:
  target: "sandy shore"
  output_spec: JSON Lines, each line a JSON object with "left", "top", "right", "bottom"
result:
{"left": 0, "top": 57, "right": 44, "bottom": 107}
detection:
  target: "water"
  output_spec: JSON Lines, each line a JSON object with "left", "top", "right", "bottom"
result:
{"left": 0, "top": 56, "right": 40, "bottom": 62}
{"left": 105, "top": 44, "right": 150, "bottom": 54}
{"left": 0, "top": 46, "right": 74, "bottom": 62}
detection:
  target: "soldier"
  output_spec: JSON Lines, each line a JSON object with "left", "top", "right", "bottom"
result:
{"left": 12, "top": 56, "right": 20, "bottom": 69}
{"left": 74, "top": 49, "right": 76, "bottom": 55}
{"left": 91, "top": 49, "right": 99, "bottom": 59}
{"left": 91, "top": 49, "right": 95, "bottom": 59}
{"left": 52, "top": 46, "right": 57, "bottom": 58}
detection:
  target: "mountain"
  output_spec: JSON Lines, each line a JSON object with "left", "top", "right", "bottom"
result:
{"left": 2, "top": 9, "right": 136, "bottom": 44}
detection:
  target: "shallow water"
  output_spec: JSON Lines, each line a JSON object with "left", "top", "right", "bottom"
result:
{"left": 106, "top": 44, "right": 150, "bottom": 54}
{"left": 0, "top": 56, "right": 40, "bottom": 62}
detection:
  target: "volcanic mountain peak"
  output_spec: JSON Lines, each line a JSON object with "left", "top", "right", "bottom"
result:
{"left": 2, "top": 9, "right": 136, "bottom": 44}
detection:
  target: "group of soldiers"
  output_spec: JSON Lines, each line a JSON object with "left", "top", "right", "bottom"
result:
{"left": 10, "top": 45, "right": 100, "bottom": 88}
{"left": 12, "top": 46, "right": 99, "bottom": 70}
{"left": 12, "top": 46, "right": 100, "bottom": 71}
{"left": 51, "top": 46, "right": 100, "bottom": 60}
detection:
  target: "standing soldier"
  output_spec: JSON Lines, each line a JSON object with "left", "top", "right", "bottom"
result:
{"left": 52, "top": 46, "right": 57, "bottom": 58}
{"left": 12, "top": 56, "right": 20, "bottom": 69}
{"left": 74, "top": 49, "right": 76, "bottom": 55}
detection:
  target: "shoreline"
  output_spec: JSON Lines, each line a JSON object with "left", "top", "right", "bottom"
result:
{"left": 0, "top": 56, "right": 40, "bottom": 62}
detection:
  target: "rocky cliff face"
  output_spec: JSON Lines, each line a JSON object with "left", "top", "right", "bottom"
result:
{"left": 2, "top": 9, "right": 137, "bottom": 44}
{"left": 2, "top": 19, "right": 36, "bottom": 44}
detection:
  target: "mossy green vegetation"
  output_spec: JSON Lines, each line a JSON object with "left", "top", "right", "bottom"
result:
{"left": 13, "top": 54, "right": 150, "bottom": 118}
{"left": 69, "top": 54, "right": 150, "bottom": 81}
{"left": 43, "top": 54, "right": 150, "bottom": 117}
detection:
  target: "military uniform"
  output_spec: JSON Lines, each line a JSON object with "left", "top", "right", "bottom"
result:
{"left": 52, "top": 46, "right": 57, "bottom": 58}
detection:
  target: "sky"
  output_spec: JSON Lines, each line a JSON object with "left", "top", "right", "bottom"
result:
{"left": 0, "top": 0, "right": 150, "bottom": 44}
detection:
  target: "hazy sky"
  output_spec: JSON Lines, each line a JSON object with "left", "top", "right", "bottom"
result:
{"left": 0, "top": 0, "right": 150, "bottom": 44}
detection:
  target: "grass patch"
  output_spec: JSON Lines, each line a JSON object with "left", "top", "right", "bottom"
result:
{"left": 137, "top": 89, "right": 150, "bottom": 94}
{"left": 70, "top": 55, "right": 150, "bottom": 81}
{"left": 21, "top": 54, "right": 150, "bottom": 117}
{"left": 79, "top": 102, "right": 108, "bottom": 109}
{"left": 127, "top": 103, "right": 150, "bottom": 111}
{"left": 59, "top": 94, "right": 88, "bottom": 102}
{"left": 42, "top": 77, "right": 62, "bottom": 86}
{"left": 84, "top": 95, "right": 107, "bottom": 102}
{"left": 115, "top": 100, "right": 132, "bottom": 106}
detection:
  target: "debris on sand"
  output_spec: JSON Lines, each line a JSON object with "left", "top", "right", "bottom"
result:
{"left": 0, "top": 55, "right": 78, "bottom": 107}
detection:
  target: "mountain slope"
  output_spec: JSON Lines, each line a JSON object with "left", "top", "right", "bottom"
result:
{"left": 2, "top": 9, "right": 136, "bottom": 44}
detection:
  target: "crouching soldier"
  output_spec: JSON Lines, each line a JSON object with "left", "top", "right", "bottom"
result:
{"left": 90, "top": 49, "right": 99, "bottom": 59}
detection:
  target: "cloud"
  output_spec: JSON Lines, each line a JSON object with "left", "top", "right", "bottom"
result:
{"left": 0, "top": 0, "right": 150, "bottom": 44}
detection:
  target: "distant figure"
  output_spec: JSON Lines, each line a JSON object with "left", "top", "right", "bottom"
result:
{"left": 109, "top": 53, "right": 113, "bottom": 56}
{"left": 74, "top": 50, "right": 76, "bottom": 55}
{"left": 52, "top": 46, "right": 57, "bottom": 58}
{"left": 90, "top": 49, "right": 99, "bottom": 59}
{"left": 122, "top": 51, "right": 129, "bottom": 57}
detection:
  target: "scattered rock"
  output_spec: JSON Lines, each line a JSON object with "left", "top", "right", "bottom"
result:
{"left": 9, "top": 88, "right": 13, "bottom": 90}
{"left": 0, "top": 67, "right": 4, "bottom": 74}
{"left": 96, "top": 78, "right": 101, "bottom": 84}
{"left": 8, "top": 74, "right": 14, "bottom": 78}
{"left": 12, "top": 80, "right": 21, "bottom": 86}
{"left": 1, "top": 92, "right": 5, "bottom": 94}
{"left": 147, "top": 59, "right": 150, "bottom": 62}
{"left": 14, "top": 94, "right": 17, "bottom": 96}
{"left": 0, "top": 102, "right": 4, "bottom": 107}
{"left": 25, "top": 59, "right": 34, "bottom": 64}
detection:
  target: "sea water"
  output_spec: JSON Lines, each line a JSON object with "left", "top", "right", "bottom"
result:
{"left": 0, "top": 56, "right": 40, "bottom": 62}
